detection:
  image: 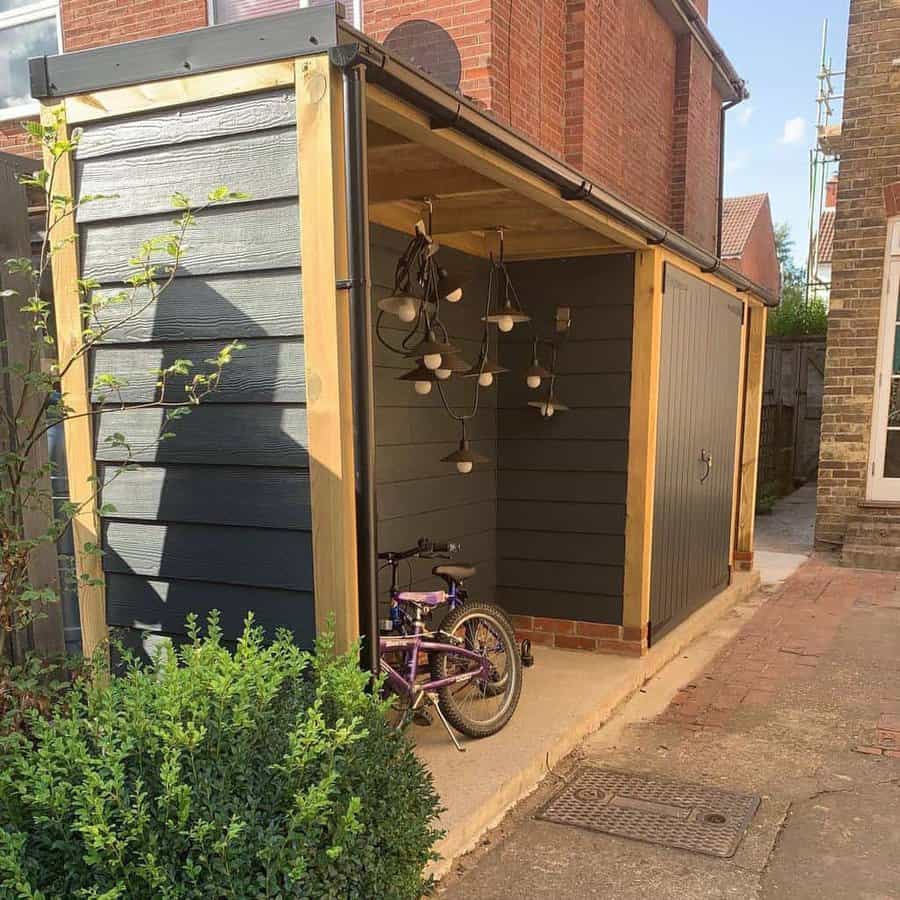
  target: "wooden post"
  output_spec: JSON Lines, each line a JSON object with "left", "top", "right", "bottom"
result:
{"left": 296, "top": 55, "right": 360, "bottom": 651}
{"left": 735, "top": 303, "right": 767, "bottom": 569}
{"left": 40, "top": 102, "right": 108, "bottom": 658}
{"left": 622, "top": 249, "right": 664, "bottom": 651}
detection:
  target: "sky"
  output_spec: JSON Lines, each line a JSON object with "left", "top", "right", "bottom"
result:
{"left": 710, "top": 0, "right": 850, "bottom": 265}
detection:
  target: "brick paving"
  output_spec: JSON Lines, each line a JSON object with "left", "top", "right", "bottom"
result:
{"left": 658, "top": 559, "right": 900, "bottom": 730}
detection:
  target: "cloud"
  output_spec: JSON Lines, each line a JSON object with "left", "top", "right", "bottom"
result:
{"left": 726, "top": 150, "right": 751, "bottom": 175}
{"left": 778, "top": 117, "right": 807, "bottom": 145}
{"left": 736, "top": 104, "right": 754, "bottom": 127}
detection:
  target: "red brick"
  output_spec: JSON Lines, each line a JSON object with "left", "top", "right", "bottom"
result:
{"left": 554, "top": 634, "right": 597, "bottom": 652}
{"left": 532, "top": 616, "right": 575, "bottom": 635}
{"left": 514, "top": 628, "right": 554, "bottom": 647}
{"left": 575, "top": 621, "right": 621, "bottom": 639}
{"left": 510, "top": 614, "right": 534, "bottom": 631}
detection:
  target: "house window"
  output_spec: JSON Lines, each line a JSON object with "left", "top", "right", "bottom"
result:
{"left": 211, "top": 0, "right": 301, "bottom": 24}
{"left": 0, "top": 0, "right": 61, "bottom": 119}
{"left": 867, "top": 219, "right": 900, "bottom": 500}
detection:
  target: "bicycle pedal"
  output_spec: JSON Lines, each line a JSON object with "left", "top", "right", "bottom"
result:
{"left": 413, "top": 708, "right": 433, "bottom": 726}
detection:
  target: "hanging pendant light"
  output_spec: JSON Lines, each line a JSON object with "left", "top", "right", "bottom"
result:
{"left": 438, "top": 266, "right": 464, "bottom": 303}
{"left": 482, "top": 229, "right": 530, "bottom": 333}
{"left": 404, "top": 329, "right": 457, "bottom": 370}
{"left": 377, "top": 290, "right": 421, "bottom": 323}
{"left": 463, "top": 353, "right": 508, "bottom": 387}
{"left": 435, "top": 351, "right": 471, "bottom": 380}
{"left": 441, "top": 422, "right": 489, "bottom": 474}
{"left": 398, "top": 361, "right": 441, "bottom": 395}
{"left": 528, "top": 375, "right": 569, "bottom": 418}
{"left": 483, "top": 266, "right": 530, "bottom": 333}
{"left": 524, "top": 340, "right": 551, "bottom": 389}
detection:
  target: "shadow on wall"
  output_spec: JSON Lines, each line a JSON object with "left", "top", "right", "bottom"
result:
{"left": 85, "top": 207, "right": 315, "bottom": 663}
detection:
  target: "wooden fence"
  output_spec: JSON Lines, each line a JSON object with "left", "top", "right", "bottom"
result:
{"left": 758, "top": 335, "right": 826, "bottom": 496}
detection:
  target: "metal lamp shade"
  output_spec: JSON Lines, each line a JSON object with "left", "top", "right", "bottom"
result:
{"left": 524, "top": 360, "right": 551, "bottom": 380}
{"left": 435, "top": 351, "right": 472, "bottom": 374}
{"left": 403, "top": 331, "right": 458, "bottom": 360}
{"left": 397, "top": 361, "right": 441, "bottom": 383}
{"left": 463, "top": 356, "right": 509, "bottom": 378}
{"left": 438, "top": 268, "right": 465, "bottom": 303}
{"left": 483, "top": 267, "right": 530, "bottom": 327}
{"left": 441, "top": 438, "right": 490, "bottom": 466}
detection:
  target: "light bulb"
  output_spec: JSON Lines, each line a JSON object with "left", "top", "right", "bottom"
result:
{"left": 398, "top": 303, "right": 417, "bottom": 323}
{"left": 497, "top": 315, "right": 515, "bottom": 333}
{"left": 446, "top": 287, "right": 463, "bottom": 303}
{"left": 526, "top": 375, "right": 541, "bottom": 389}
{"left": 414, "top": 380, "right": 432, "bottom": 395}
{"left": 542, "top": 402, "right": 555, "bottom": 418}
{"left": 423, "top": 353, "right": 442, "bottom": 370}
{"left": 456, "top": 460, "right": 474, "bottom": 474}
{"left": 435, "top": 367, "right": 452, "bottom": 380}
{"left": 478, "top": 371, "right": 494, "bottom": 387}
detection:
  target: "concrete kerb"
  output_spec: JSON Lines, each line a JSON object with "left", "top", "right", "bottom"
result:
{"left": 427, "top": 568, "right": 761, "bottom": 878}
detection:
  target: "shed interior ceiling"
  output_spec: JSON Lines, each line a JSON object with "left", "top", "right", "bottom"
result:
{"left": 366, "top": 120, "right": 626, "bottom": 261}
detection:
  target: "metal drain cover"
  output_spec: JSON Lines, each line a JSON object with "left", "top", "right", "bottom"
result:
{"left": 537, "top": 768, "right": 760, "bottom": 858}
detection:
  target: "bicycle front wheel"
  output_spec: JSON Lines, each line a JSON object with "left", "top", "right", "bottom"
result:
{"left": 430, "top": 601, "right": 522, "bottom": 738}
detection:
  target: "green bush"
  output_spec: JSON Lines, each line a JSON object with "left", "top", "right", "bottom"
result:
{"left": 0, "top": 615, "right": 441, "bottom": 899}
{"left": 767, "top": 292, "right": 828, "bottom": 338}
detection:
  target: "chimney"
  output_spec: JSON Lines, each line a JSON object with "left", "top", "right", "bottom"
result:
{"left": 825, "top": 174, "right": 838, "bottom": 210}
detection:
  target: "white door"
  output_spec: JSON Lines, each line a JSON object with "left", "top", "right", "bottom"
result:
{"left": 867, "top": 219, "right": 900, "bottom": 500}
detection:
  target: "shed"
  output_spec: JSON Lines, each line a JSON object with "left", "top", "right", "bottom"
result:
{"left": 30, "top": 4, "right": 774, "bottom": 666}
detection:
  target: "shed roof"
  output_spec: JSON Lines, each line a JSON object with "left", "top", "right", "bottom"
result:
{"left": 721, "top": 194, "right": 769, "bottom": 259}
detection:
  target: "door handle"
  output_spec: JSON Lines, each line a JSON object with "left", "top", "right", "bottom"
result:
{"left": 700, "top": 449, "right": 712, "bottom": 484}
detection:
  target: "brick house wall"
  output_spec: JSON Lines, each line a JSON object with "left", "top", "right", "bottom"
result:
{"left": 815, "top": 0, "right": 900, "bottom": 558}
{"left": 724, "top": 200, "right": 781, "bottom": 299}
{"left": 0, "top": 0, "right": 733, "bottom": 251}
{"left": 363, "top": 0, "right": 730, "bottom": 252}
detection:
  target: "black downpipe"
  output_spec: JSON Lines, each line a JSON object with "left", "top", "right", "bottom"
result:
{"left": 335, "top": 51, "right": 380, "bottom": 676}
{"left": 716, "top": 97, "right": 741, "bottom": 258}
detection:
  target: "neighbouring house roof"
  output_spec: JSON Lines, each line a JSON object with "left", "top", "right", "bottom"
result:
{"left": 721, "top": 194, "right": 769, "bottom": 259}
{"left": 817, "top": 208, "right": 835, "bottom": 264}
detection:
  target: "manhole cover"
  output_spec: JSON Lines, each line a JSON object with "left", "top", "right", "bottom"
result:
{"left": 537, "top": 768, "right": 760, "bottom": 858}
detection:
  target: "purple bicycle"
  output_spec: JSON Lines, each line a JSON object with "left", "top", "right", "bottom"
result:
{"left": 378, "top": 538, "right": 523, "bottom": 750}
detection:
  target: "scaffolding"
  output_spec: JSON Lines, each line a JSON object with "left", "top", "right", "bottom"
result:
{"left": 806, "top": 18, "right": 843, "bottom": 304}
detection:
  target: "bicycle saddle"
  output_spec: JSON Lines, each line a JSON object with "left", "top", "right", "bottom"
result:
{"left": 432, "top": 563, "right": 476, "bottom": 581}
{"left": 397, "top": 590, "right": 446, "bottom": 607}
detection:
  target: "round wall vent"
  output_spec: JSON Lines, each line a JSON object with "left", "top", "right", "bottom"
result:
{"left": 383, "top": 19, "right": 462, "bottom": 92}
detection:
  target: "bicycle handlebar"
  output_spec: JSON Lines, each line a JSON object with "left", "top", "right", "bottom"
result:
{"left": 377, "top": 537, "right": 460, "bottom": 562}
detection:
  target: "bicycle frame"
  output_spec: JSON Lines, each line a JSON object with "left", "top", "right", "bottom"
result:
{"left": 380, "top": 554, "right": 488, "bottom": 700}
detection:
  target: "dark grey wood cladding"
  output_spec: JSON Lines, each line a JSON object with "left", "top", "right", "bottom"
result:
{"left": 496, "top": 254, "right": 635, "bottom": 626}
{"left": 81, "top": 199, "right": 300, "bottom": 284}
{"left": 79, "top": 90, "right": 314, "bottom": 649}
{"left": 371, "top": 225, "right": 498, "bottom": 609}
{"left": 91, "top": 338, "right": 305, "bottom": 404}
{"left": 76, "top": 127, "right": 299, "bottom": 222}
{"left": 92, "top": 271, "right": 304, "bottom": 343}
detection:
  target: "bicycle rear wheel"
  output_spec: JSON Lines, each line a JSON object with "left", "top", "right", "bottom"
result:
{"left": 430, "top": 601, "right": 522, "bottom": 738}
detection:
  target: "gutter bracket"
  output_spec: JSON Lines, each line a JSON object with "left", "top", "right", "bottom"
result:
{"left": 700, "top": 259, "right": 721, "bottom": 275}
{"left": 646, "top": 231, "right": 668, "bottom": 246}
{"left": 430, "top": 103, "right": 462, "bottom": 130}
{"left": 560, "top": 180, "right": 593, "bottom": 202}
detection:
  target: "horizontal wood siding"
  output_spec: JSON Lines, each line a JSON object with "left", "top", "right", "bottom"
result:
{"left": 76, "top": 90, "right": 313, "bottom": 651}
{"left": 496, "top": 254, "right": 635, "bottom": 625}
{"left": 371, "top": 225, "right": 497, "bottom": 607}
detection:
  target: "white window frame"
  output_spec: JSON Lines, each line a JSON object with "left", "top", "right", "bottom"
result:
{"left": 867, "top": 218, "right": 900, "bottom": 500}
{"left": 0, "top": 0, "right": 62, "bottom": 121}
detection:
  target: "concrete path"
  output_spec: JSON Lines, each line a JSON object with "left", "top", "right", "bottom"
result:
{"left": 754, "top": 482, "right": 816, "bottom": 587}
{"left": 439, "top": 494, "right": 900, "bottom": 899}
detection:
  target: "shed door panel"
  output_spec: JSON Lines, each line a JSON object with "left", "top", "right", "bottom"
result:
{"left": 650, "top": 266, "right": 742, "bottom": 641}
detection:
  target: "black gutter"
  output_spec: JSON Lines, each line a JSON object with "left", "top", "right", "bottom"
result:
{"left": 329, "top": 45, "right": 380, "bottom": 676}
{"left": 339, "top": 25, "right": 777, "bottom": 306}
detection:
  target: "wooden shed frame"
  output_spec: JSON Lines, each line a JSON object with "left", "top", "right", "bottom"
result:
{"left": 31, "top": 4, "right": 772, "bottom": 661}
